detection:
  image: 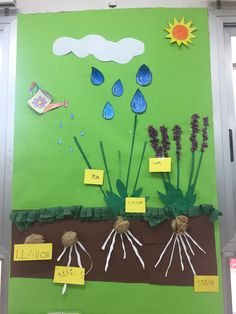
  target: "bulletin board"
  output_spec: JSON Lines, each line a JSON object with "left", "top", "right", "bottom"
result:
{"left": 9, "top": 8, "right": 224, "bottom": 314}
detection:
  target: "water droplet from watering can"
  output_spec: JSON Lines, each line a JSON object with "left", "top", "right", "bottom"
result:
{"left": 57, "top": 137, "right": 62, "bottom": 145}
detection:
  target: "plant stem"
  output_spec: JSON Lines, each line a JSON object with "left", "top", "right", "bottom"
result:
{"left": 167, "top": 172, "right": 171, "bottom": 183}
{"left": 100, "top": 141, "right": 113, "bottom": 193}
{"left": 73, "top": 136, "right": 107, "bottom": 198}
{"left": 73, "top": 136, "right": 92, "bottom": 169}
{"left": 161, "top": 173, "right": 168, "bottom": 192}
{"left": 192, "top": 151, "right": 204, "bottom": 191}
{"left": 132, "top": 141, "right": 147, "bottom": 194}
{"left": 118, "top": 150, "right": 122, "bottom": 180}
{"left": 126, "top": 114, "right": 138, "bottom": 191}
{"left": 188, "top": 152, "right": 195, "bottom": 188}
{"left": 177, "top": 158, "right": 180, "bottom": 189}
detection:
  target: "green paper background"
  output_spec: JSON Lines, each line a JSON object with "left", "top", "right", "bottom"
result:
{"left": 10, "top": 8, "right": 224, "bottom": 314}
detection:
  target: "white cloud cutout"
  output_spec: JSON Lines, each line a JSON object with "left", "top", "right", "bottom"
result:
{"left": 52, "top": 35, "right": 145, "bottom": 64}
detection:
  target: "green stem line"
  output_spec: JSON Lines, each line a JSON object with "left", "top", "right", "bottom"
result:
{"left": 132, "top": 141, "right": 147, "bottom": 194}
{"left": 161, "top": 173, "right": 168, "bottom": 192}
{"left": 118, "top": 150, "right": 122, "bottom": 180}
{"left": 177, "top": 158, "right": 180, "bottom": 189}
{"left": 188, "top": 152, "right": 195, "bottom": 188}
{"left": 73, "top": 136, "right": 107, "bottom": 198}
{"left": 100, "top": 141, "right": 113, "bottom": 193}
{"left": 192, "top": 151, "right": 204, "bottom": 191}
{"left": 73, "top": 136, "right": 92, "bottom": 169}
{"left": 166, "top": 172, "right": 171, "bottom": 183}
{"left": 126, "top": 114, "right": 138, "bottom": 191}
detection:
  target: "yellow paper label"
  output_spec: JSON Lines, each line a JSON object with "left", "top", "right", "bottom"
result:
{"left": 53, "top": 266, "right": 85, "bottom": 285}
{"left": 84, "top": 169, "right": 104, "bottom": 185}
{"left": 13, "top": 243, "right": 53, "bottom": 261}
{"left": 149, "top": 157, "right": 171, "bottom": 172}
{"left": 125, "top": 197, "right": 146, "bottom": 213}
{"left": 194, "top": 275, "right": 219, "bottom": 292}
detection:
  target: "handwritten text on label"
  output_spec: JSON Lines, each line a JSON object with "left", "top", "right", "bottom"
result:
{"left": 13, "top": 243, "right": 53, "bottom": 261}
{"left": 125, "top": 197, "right": 146, "bottom": 213}
{"left": 54, "top": 266, "right": 85, "bottom": 285}
{"left": 194, "top": 275, "right": 219, "bottom": 292}
{"left": 84, "top": 169, "right": 104, "bottom": 185}
{"left": 149, "top": 157, "right": 171, "bottom": 173}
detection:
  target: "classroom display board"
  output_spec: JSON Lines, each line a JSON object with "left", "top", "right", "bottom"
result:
{"left": 9, "top": 8, "right": 224, "bottom": 314}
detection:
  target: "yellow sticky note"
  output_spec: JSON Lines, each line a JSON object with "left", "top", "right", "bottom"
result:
{"left": 53, "top": 266, "right": 85, "bottom": 285}
{"left": 13, "top": 243, "right": 53, "bottom": 261}
{"left": 194, "top": 275, "right": 219, "bottom": 292}
{"left": 84, "top": 169, "right": 104, "bottom": 185}
{"left": 125, "top": 197, "right": 146, "bottom": 213}
{"left": 149, "top": 157, "right": 171, "bottom": 172}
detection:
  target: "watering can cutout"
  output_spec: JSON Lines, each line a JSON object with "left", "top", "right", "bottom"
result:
{"left": 27, "top": 82, "right": 68, "bottom": 114}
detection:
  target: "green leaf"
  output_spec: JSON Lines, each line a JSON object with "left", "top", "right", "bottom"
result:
{"left": 131, "top": 187, "right": 143, "bottom": 197}
{"left": 104, "top": 191, "right": 125, "bottom": 216}
{"left": 116, "top": 179, "right": 128, "bottom": 199}
{"left": 157, "top": 191, "right": 169, "bottom": 205}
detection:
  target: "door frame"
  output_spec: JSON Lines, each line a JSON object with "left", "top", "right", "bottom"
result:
{"left": 209, "top": 9, "right": 236, "bottom": 314}
{"left": 0, "top": 15, "right": 16, "bottom": 314}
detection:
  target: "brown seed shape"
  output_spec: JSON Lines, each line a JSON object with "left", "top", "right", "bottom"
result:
{"left": 171, "top": 215, "right": 189, "bottom": 234}
{"left": 24, "top": 234, "right": 45, "bottom": 244}
{"left": 114, "top": 216, "right": 130, "bottom": 234}
{"left": 61, "top": 231, "right": 78, "bottom": 247}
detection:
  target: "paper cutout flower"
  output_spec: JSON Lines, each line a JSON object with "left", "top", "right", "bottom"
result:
{"left": 32, "top": 95, "right": 47, "bottom": 109}
{"left": 165, "top": 17, "right": 196, "bottom": 46}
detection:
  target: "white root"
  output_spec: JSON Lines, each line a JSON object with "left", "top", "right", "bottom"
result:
{"left": 183, "top": 234, "right": 195, "bottom": 256}
{"left": 126, "top": 230, "right": 143, "bottom": 246}
{"left": 101, "top": 228, "right": 115, "bottom": 251}
{"left": 62, "top": 246, "right": 73, "bottom": 295}
{"left": 120, "top": 234, "right": 126, "bottom": 259}
{"left": 176, "top": 236, "right": 184, "bottom": 271}
{"left": 179, "top": 235, "right": 196, "bottom": 275}
{"left": 155, "top": 233, "right": 175, "bottom": 268}
{"left": 165, "top": 236, "right": 177, "bottom": 277}
{"left": 185, "top": 231, "right": 206, "bottom": 254}
{"left": 77, "top": 241, "right": 93, "bottom": 275}
{"left": 57, "top": 246, "right": 67, "bottom": 261}
{"left": 125, "top": 232, "right": 145, "bottom": 269}
{"left": 74, "top": 244, "right": 82, "bottom": 268}
{"left": 105, "top": 232, "right": 117, "bottom": 272}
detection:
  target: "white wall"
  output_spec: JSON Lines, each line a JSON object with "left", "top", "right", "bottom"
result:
{"left": 15, "top": 0, "right": 216, "bottom": 14}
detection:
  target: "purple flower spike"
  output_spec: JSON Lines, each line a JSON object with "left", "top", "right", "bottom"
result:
{"left": 190, "top": 113, "right": 200, "bottom": 152}
{"left": 148, "top": 125, "right": 163, "bottom": 157}
{"left": 160, "top": 125, "right": 171, "bottom": 157}
{"left": 173, "top": 125, "right": 182, "bottom": 160}
{"left": 201, "top": 117, "right": 209, "bottom": 152}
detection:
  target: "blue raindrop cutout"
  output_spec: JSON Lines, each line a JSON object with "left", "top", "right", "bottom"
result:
{"left": 112, "top": 79, "right": 124, "bottom": 97}
{"left": 91, "top": 67, "right": 104, "bottom": 86}
{"left": 103, "top": 102, "right": 114, "bottom": 120}
{"left": 130, "top": 89, "right": 147, "bottom": 114}
{"left": 136, "top": 64, "right": 152, "bottom": 86}
{"left": 57, "top": 137, "right": 62, "bottom": 145}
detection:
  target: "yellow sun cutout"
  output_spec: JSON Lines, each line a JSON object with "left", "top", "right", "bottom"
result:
{"left": 165, "top": 17, "right": 197, "bottom": 46}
